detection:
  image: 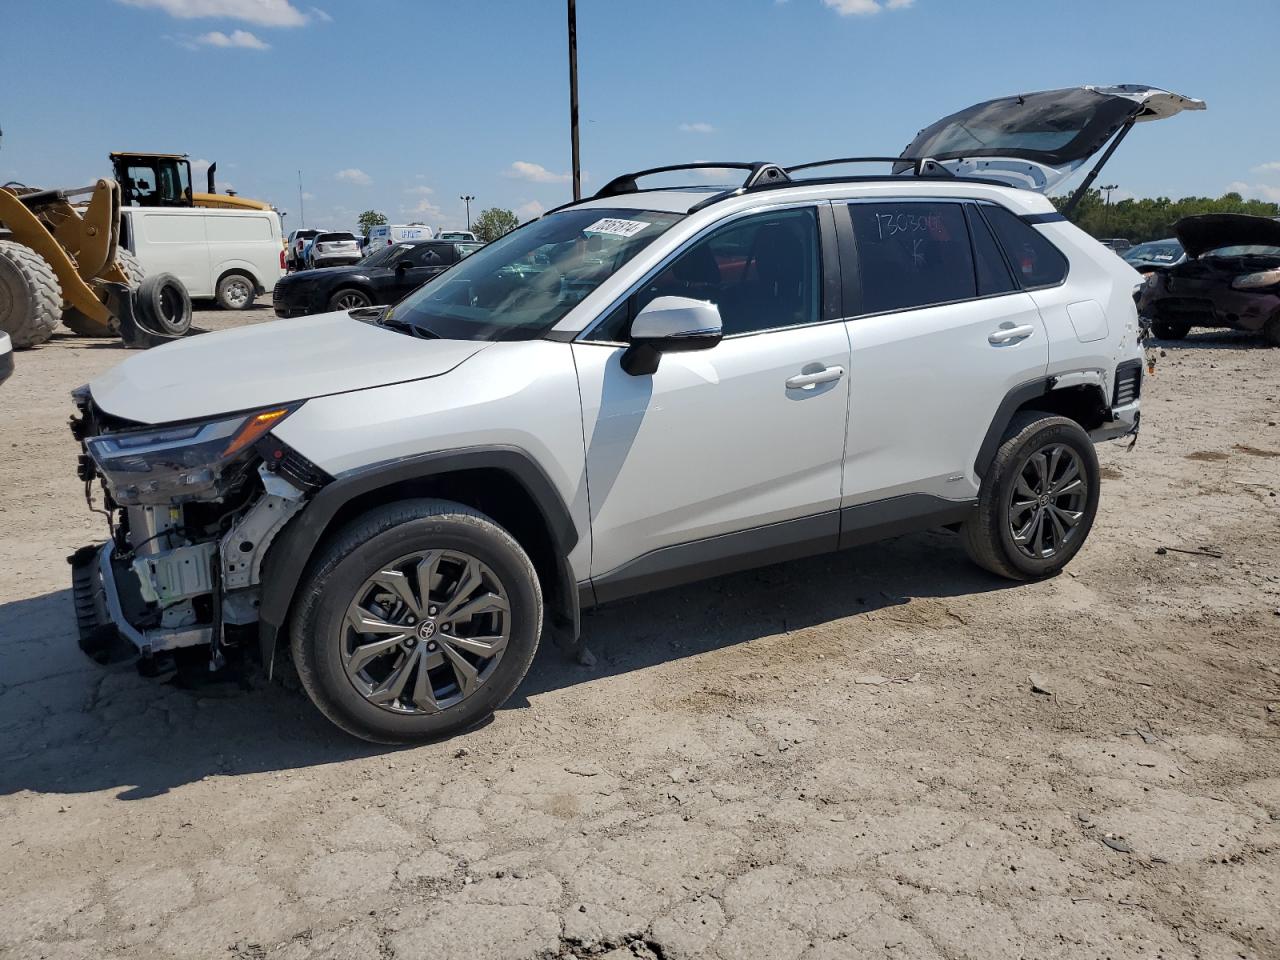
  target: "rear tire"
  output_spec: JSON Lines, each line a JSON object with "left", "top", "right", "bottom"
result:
{"left": 1151, "top": 319, "right": 1190, "bottom": 340}
{"left": 291, "top": 499, "right": 543, "bottom": 744}
{"left": 215, "top": 272, "right": 256, "bottom": 310}
{"left": 1262, "top": 311, "right": 1280, "bottom": 347}
{"left": 136, "top": 272, "right": 192, "bottom": 337}
{"left": 961, "top": 412, "right": 1100, "bottom": 581}
{"left": 0, "top": 240, "right": 61, "bottom": 349}
{"left": 115, "top": 248, "right": 145, "bottom": 287}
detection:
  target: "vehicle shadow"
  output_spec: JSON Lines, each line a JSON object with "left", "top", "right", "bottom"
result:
{"left": 0, "top": 529, "right": 1015, "bottom": 800}
{"left": 1150, "top": 328, "right": 1268, "bottom": 351}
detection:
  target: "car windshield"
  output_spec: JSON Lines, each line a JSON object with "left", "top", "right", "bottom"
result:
{"left": 317, "top": 232, "right": 355, "bottom": 243}
{"left": 385, "top": 207, "right": 682, "bottom": 341}
{"left": 1124, "top": 241, "right": 1182, "bottom": 263}
{"left": 362, "top": 243, "right": 415, "bottom": 267}
{"left": 1203, "top": 244, "right": 1280, "bottom": 258}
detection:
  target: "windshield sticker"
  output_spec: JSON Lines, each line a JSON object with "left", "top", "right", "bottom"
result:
{"left": 583, "top": 218, "right": 650, "bottom": 239}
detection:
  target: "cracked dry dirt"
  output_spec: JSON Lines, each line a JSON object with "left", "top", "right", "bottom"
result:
{"left": 1, "top": 307, "right": 1278, "bottom": 960}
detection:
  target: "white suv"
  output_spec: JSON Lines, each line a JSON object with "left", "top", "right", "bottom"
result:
{"left": 69, "top": 86, "right": 1201, "bottom": 743}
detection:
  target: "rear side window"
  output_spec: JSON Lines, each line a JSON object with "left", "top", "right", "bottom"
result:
{"left": 980, "top": 205, "right": 1068, "bottom": 289}
{"left": 965, "top": 206, "right": 1017, "bottom": 297}
{"left": 849, "top": 202, "right": 975, "bottom": 314}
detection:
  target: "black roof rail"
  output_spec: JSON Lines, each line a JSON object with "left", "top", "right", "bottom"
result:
{"left": 593, "top": 161, "right": 789, "bottom": 199}
{"left": 785, "top": 156, "right": 954, "bottom": 177}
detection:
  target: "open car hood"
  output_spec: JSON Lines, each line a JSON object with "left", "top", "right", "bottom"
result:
{"left": 899, "top": 85, "right": 1205, "bottom": 193}
{"left": 1174, "top": 214, "right": 1280, "bottom": 259}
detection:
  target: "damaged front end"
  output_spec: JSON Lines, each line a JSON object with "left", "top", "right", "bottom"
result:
{"left": 68, "top": 387, "right": 329, "bottom": 677}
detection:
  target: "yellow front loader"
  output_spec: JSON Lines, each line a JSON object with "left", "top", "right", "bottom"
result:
{"left": 0, "top": 179, "right": 171, "bottom": 349}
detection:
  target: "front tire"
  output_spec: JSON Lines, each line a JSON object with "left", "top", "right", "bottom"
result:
{"left": 0, "top": 240, "right": 61, "bottom": 348}
{"left": 962, "top": 412, "right": 1100, "bottom": 581}
{"left": 328, "top": 287, "right": 372, "bottom": 311}
{"left": 1151, "top": 319, "right": 1190, "bottom": 340}
{"left": 290, "top": 499, "right": 543, "bottom": 744}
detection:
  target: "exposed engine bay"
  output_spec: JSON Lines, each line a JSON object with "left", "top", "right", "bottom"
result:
{"left": 68, "top": 386, "right": 329, "bottom": 673}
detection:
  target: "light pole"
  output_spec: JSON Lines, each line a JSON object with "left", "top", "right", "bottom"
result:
{"left": 460, "top": 195, "right": 475, "bottom": 231}
{"left": 297, "top": 170, "right": 305, "bottom": 228}
{"left": 567, "top": 0, "right": 581, "bottom": 201}
{"left": 1100, "top": 183, "right": 1118, "bottom": 231}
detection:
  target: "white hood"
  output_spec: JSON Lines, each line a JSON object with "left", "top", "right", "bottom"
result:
{"left": 90, "top": 311, "right": 490, "bottom": 424}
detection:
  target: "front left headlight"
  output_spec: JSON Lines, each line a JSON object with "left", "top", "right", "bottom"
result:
{"left": 1231, "top": 268, "right": 1280, "bottom": 290}
{"left": 85, "top": 404, "right": 301, "bottom": 505}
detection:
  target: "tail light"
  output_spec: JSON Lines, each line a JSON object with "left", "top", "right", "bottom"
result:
{"left": 279, "top": 250, "right": 286, "bottom": 270}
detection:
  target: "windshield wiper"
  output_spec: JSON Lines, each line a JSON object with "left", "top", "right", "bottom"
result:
{"left": 379, "top": 315, "right": 439, "bottom": 339}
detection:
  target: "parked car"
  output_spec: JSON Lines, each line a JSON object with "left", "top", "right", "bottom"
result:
{"left": 0, "top": 331, "right": 12, "bottom": 385}
{"left": 286, "top": 228, "right": 322, "bottom": 272}
{"left": 121, "top": 206, "right": 284, "bottom": 309}
{"left": 436, "top": 230, "right": 478, "bottom": 242}
{"left": 1138, "top": 214, "right": 1280, "bottom": 343}
{"left": 273, "top": 239, "right": 484, "bottom": 316}
{"left": 69, "top": 83, "right": 1198, "bottom": 743}
{"left": 1123, "top": 238, "right": 1184, "bottom": 273}
{"left": 305, "top": 231, "right": 362, "bottom": 270}
{"left": 366, "top": 224, "right": 434, "bottom": 251}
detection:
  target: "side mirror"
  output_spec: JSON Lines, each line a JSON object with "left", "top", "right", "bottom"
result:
{"left": 394, "top": 259, "right": 412, "bottom": 272}
{"left": 620, "top": 296, "right": 723, "bottom": 376}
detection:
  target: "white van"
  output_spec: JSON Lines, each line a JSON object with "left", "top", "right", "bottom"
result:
{"left": 365, "top": 223, "right": 434, "bottom": 253}
{"left": 121, "top": 207, "right": 285, "bottom": 309}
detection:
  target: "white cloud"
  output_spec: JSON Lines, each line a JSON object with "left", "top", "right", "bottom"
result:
{"left": 335, "top": 168, "right": 372, "bottom": 186}
{"left": 118, "top": 0, "right": 310, "bottom": 27}
{"left": 1228, "top": 180, "right": 1280, "bottom": 202}
{"left": 404, "top": 185, "right": 435, "bottom": 196}
{"left": 309, "top": 6, "right": 331, "bottom": 22}
{"left": 196, "top": 28, "right": 269, "bottom": 48}
{"left": 1251, "top": 162, "right": 1280, "bottom": 175}
{"left": 301, "top": 191, "right": 314, "bottom": 200}
{"left": 679, "top": 122, "right": 716, "bottom": 134}
{"left": 516, "top": 200, "right": 545, "bottom": 220}
{"left": 402, "top": 197, "right": 443, "bottom": 222}
{"left": 505, "top": 161, "right": 571, "bottom": 184}
{"left": 190, "top": 158, "right": 211, "bottom": 173}
{"left": 822, "top": 0, "right": 913, "bottom": 15}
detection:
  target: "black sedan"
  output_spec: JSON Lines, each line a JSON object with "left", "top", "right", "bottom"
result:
{"left": 272, "top": 239, "right": 484, "bottom": 318}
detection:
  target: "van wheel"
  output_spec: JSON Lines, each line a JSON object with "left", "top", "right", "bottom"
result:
{"left": 136, "top": 273, "right": 192, "bottom": 337}
{"left": 961, "top": 412, "right": 1100, "bottom": 581}
{"left": 215, "top": 273, "right": 256, "bottom": 310}
{"left": 329, "top": 288, "right": 372, "bottom": 311}
{"left": 290, "top": 499, "right": 543, "bottom": 744}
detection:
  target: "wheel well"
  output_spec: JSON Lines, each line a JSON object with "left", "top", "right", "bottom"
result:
{"left": 1017, "top": 385, "right": 1108, "bottom": 433}
{"left": 215, "top": 267, "right": 260, "bottom": 294}
{"left": 320, "top": 468, "right": 568, "bottom": 625}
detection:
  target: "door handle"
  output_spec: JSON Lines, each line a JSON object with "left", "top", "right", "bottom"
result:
{"left": 785, "top": 365, "right": 845, "bottom": 389}
{"left": 988, "top": 323, "right": 1036, "bottom": 345}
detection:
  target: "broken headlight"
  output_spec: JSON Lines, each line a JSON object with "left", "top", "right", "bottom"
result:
{"left": 85, "top": 404, "right": 301, "bottom": 506}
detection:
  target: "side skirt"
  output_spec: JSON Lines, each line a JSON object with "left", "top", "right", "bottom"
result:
{"left": 585, "top": 494, "right": 976, "bottom": 608}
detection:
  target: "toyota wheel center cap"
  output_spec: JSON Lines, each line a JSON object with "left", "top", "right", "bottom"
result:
{"left": 417, "top": 621, "right": 437, "bottom": 641}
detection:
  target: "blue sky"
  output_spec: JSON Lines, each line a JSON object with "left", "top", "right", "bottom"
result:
{"left": 4, "top": 0, "right": 1279, "bottom": 234}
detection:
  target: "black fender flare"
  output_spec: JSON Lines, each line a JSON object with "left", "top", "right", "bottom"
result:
{"left": 256, "top": 445, "right": 580, "bottom": 672}
{"left": 973, "top": 378, "right": 1052, "bottom": 478}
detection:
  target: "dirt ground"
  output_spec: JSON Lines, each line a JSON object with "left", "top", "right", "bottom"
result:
{"left": 1, "top": 303, "right": 1278, "bottom": 960}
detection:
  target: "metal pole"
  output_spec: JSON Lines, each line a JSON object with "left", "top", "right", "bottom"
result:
{"left": 568, "top": 0, "right": 581, "bottom": 201}
{"left": 297, "top": 170, "right": 305, "bottom": 228}
{"left": 460, "top": 195, "right": 475, "bottom": 231}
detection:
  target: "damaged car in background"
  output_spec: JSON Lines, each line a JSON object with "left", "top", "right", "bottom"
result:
{"left": 1138, "top": 213, "right": 1280, "bottom": 344}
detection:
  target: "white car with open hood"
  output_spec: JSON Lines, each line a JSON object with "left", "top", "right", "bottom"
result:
{"left": 69, "top": 85, "right": 1201, "bottom": 743}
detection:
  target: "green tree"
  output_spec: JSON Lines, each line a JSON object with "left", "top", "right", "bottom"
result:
{"left": 357, "top": 209, "right": 388, "bottom": 237}
{"left": 1052, "top": 190, "right": 1280, "bottom": 243}
{"left": 472, "top": 207, "right": 519, "bottom": 242}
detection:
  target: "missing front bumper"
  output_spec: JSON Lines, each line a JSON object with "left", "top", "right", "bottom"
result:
{"left": 68, "top": 541, "right": 212, "bottom": 662}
